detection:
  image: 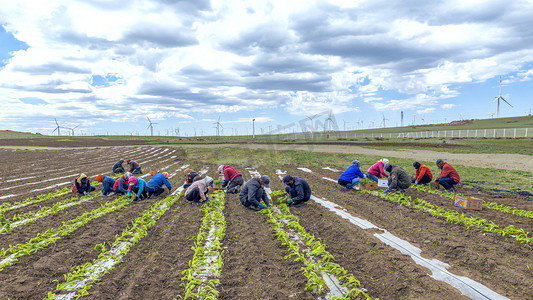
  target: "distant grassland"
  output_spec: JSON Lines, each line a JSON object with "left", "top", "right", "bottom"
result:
{"left": 2, "top": 115, "right": 533, "bottom": 155}
{"left": 183, "top": 146, "right": 533, "bottom": 197}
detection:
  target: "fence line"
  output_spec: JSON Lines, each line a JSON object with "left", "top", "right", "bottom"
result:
{"left": 271, "top": 127, "right": 533, "bottom": 140}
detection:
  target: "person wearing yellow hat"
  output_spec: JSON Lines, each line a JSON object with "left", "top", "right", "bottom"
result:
{"left": 96, "top": 174, "right": 116, "bottom": 196}
{"left": 72, "top": 173, "right": 96, "bottom": 196}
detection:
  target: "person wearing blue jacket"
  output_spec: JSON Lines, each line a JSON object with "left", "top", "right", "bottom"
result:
{"left": 96, "top": 174, "right": 116, "bottom": 195}
{"left": 146, "top": 172, "right": 172, "bottom": 199}
{"left": 338, "top": 160, "right": 366, "bottom": 189}
{"left": 128, "top": 176, "right": 148, "bottom": 201}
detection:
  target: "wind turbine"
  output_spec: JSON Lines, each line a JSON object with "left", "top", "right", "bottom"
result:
{"left": 305, "top": 115, "right": 314, "bottom": 133}
{"left": 381, "top": 114, "right": 389, "bottom": 128}
{"left": 147, "top": 117, "right": 158, "bottom": 136}
{"left": 51, "top": 118, "right": 62, "bottom": 136}
{"left": 67, "top": 125, "right": 79, "bottom": 136}
{"left": 493, "top": 76, "right": 513, "bottom": 118}
{"left": 324, "top": 111, "right": 335, "bottom": 132}
{"left": 213, "top": 116, "right": 223, "bottom": 136}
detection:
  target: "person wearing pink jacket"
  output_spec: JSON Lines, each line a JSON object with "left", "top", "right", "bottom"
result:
{"left": 367, "top": 158, "right": 389, "bottom": 182}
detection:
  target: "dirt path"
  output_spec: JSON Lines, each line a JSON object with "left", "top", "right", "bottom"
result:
{"left": 178, "top": 143, "right": 533, "bottom": 172}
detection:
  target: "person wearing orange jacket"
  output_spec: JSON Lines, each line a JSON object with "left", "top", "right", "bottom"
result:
{"left": 412, "top": 162, "right": 432, "bottom": 185}
{"left": 434, "top": 159, "right": 460, "bottom": 192}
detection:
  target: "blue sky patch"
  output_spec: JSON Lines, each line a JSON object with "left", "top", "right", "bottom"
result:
{"left": 0, "top": 25, "right": 28, "bottom": 67}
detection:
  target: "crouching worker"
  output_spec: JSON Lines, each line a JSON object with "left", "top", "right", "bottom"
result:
{"left": 127, "top": 159, "right": 142, "bottom": 174}
{"left": 384, "top": 163, "right": 411, "bottom": 193}
{"left": 96, "top": 174, "right": 116, "bottom": 196}
{"left": 113, "top": 172, "right": 131, "bottom": 196}
{"left": 146, "top": 172, "right": 172, "bottom": 199}
{"left": 282, "top": 174, "right": 311, "bottom": 207}
{"left": 183, "top": 168, "right": 198, "bottom": 189}
{"left": 185, "top": 176, "right": 213, "bottom": 203}
{"left": 239, "top": 175, "right": 271, "bottom": 211}
{"left": 367, "top": 158, "right": 389, "bottom": 183}
{"left": 73, "top": 173, "right": 96, "bottom": 196}
{"left": 434, "top": 159, "right": 460, "bottom": 192}
{"left": 338, "top": 159, "right": 366, "bottom": 189}
{"left": 219, "top": 165, "right": 244, "bottom": 194}
{"left": 128, "top": 176, "right": 148, "bottom": 201}
{"left": 412, "top": 162, "right": 432, "bottom": 185}
{"left": 112, "top": 159, "right": 125, "bottom": 174}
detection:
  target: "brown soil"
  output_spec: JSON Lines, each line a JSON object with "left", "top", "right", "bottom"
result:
{"left": 1, "top": 148, "right": 532, "bottom": 299}
{"left": 285, "top": 167, "right": 533, "bottom": 299}
{"left": 0, "top": 138, "right": 154, "bottom": 148}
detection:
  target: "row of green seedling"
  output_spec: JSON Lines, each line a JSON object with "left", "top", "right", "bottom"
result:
{"left": 46, "top": 191, "right": 185, "bottom": 300}
{"left": 178, "top": 190, "right": 226, "bottom": 300}
{"left": 0, "top": 194, "right": 133, "bottom": 272}
{"left": 412, "top": 184, "right": 533, "bottom": 220}
{"left": 0, "top": 192, "right": 103, "bottom": 234}
{"left": 0, "top": 174, "right": 118, "bottom": 215}
{"left": 360, "top": 189, "right": 532, "bottom": 243}
{"left": 260, "top": 197, "right": 372, "bottom": 299}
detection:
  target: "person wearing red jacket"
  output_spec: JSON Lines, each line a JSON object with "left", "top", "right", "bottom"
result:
{"left": 412, "top": 162, "right": 432, "bottom": 185}
{"left": 434, "top": 159, "right": 460, "bottom": 192}
{"left": 219, "top": 165, "right": 244, "bottom": 194}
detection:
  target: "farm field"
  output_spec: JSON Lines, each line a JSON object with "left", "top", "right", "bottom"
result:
{"left": 0, "top": 143, "right": 532, "bottom": 299}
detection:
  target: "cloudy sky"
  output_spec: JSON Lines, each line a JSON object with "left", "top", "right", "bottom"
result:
{"left": 1, "top": 0, "right": 533, "bottom": 136}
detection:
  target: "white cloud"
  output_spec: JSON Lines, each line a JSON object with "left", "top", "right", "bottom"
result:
{"left": 1, "top": 0, "right": 533, "bottom": 133}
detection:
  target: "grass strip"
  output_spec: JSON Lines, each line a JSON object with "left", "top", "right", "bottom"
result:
{"left": 177, "top": 190, "right": 226, "bottom": 300}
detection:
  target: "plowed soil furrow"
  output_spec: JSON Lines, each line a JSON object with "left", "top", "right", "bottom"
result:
{"left": 287, "top": 167, "right": 533, "bottom": 299}
{"left": 2, "top": 154, "right": 182, "bottom": 220}
{"left": 0, "top": 147, "right": 178, "bottom": 203}
{"left": 0, "top": 147, "right": 129, "bottom": 182}
{"left": 0, "top": 167, "right": 186, "bottom": 299}
{"left": 404, "top": 189, "right": 533, "bottom": 234}
{"left": 217, "top": 172, "right": 317, "bottom": 299}
{"left": 86, "top": 193, "right": 203, "bottom": 300}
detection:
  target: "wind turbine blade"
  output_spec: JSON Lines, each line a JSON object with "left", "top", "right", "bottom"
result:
{"left": 52, "top": 127, "right": 58, "bottom": 133}
{"left": 147, "top": 117, "right": 151, "bottom": 123}
{"left": 55, "top": 118, "right": 59, "bottom": 126}
{"left": 501, "top": 98, "right": 513, "bottom": 107}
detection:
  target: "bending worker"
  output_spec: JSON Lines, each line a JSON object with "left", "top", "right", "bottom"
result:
{"left": 185, "top": 176, "right": 213, "bottom": 203}
{"left": 384, "top": 163, "right": 411, "bottom": 193}
{"left": 96, "top": 174, "right": 116, "bottom": 196}
{"left": 112, "top": 159, "right": 125, "bottom": 174}
{"left": 128, "top": 176, "right": 148, "bottom": 201}
{"left": 282, "top": 174, "right": 311, "bottom": 207}
{"left": 183, "top": 168, "right": 198, "bottom": 189}
{"left": 146, "top": 172, "right": 172, "bottom": 199}
{"left": 338, "top": 159, "right": 366, "bottom": 189}
{"left": 367, "top": 158, "right": 389, "bottom": 183}
{"left": 239, "top": 175, "right": 271, "bottom": 211}
{"left": 434, "top": 159, "right": 460, "bottom": 192}
{"left": 73, "top": 173, "right": 96, "bottom": 196}
{"left": 127, "top": 159, "right": 142, "bottom": 174}
{"left": 412, "top": 162, "right": 432, "bottom": 185}
{"left": 219, "top": 165, "right": 244, "bottom": 194}
{"left": 113, "top": 172, "right": 132, "bottom": 195}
